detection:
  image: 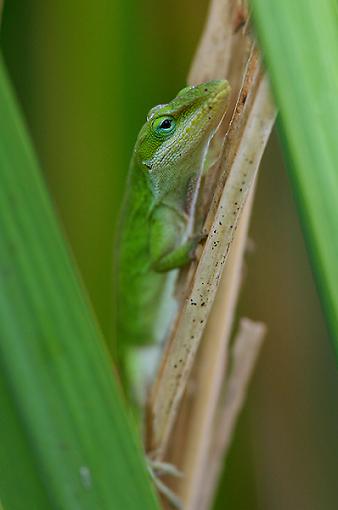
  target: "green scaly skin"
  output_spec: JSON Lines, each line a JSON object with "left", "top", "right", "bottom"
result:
{"left": 116, "top": 80, "right": 230, "bottom": 399}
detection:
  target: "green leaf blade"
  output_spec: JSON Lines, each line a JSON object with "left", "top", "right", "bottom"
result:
{"left": 0, "top": 56, "right": 158, "bottom": 510}
{"left": 250, "top": 0, "right": 338, "bottom": 353}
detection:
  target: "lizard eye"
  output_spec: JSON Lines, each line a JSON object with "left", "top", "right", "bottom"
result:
{"left": 159, "top": 118, "right": 172, "bottom": 129}
{"left": 153, "top": 116, "right": 176, "bottom": 135}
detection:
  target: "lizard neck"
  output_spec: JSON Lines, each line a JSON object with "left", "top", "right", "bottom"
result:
{"left": 146, "top": 145, "right": 207, "bottom": 207}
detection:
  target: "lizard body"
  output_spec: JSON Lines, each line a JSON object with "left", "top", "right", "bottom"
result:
{"left": 116, "top": 80, "right": 230, "bottom": 398}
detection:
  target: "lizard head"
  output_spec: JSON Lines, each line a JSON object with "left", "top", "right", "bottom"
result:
{"left": 135, "top": 80, "right": 230, "bottom": 188}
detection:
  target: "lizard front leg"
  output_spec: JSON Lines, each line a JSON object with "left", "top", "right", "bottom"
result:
{"left": 149, "top": 205, "right": 202, "bottom": 273}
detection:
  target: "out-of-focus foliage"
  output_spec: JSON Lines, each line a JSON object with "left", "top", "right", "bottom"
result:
{"left": 0, "top": 52, "right": 158, "bottom": 510}
{"left": 1, "top": 1, "right": 337, "bottom": 509}
{"left": 251, "top": 0, "right": 338, "bottom": 355}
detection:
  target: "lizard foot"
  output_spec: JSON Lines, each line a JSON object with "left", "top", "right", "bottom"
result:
{"left": 148, "top": 459, "right": 183, "bottom": 509}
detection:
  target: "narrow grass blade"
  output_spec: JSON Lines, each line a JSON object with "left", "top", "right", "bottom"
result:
{"left": 250, "top": 0, "right": 338, "bottom": 353}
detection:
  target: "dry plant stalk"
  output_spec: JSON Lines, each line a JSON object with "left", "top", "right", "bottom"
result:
{"left": 197, "top": 318, "right": 266, "bottom": 510}
{"left": 172, "top": 186, "right": 265, "bottom": 510}
{"left": 166, "top": 70, "right": 275, "bottom": 509}
{"left": 146, "top": 0, "right": 275, "bottom": 506}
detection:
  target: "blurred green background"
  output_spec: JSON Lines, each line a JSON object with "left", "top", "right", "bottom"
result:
{"left": 1, "top": 1, "right": 337, "bottom": 509}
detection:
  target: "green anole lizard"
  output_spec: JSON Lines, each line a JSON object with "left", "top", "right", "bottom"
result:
{"left": 116, "top": 80, "right": 230, "bottom": 402}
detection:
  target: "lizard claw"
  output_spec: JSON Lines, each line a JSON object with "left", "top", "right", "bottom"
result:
{"left": 148, "top": 458, "right": 184, "bottom": 509}
{"left": 200, "top": 228, "right": 209, "bottom": 241}
{"left": 150, "top": 459, "right": 183, "bottom": 478}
